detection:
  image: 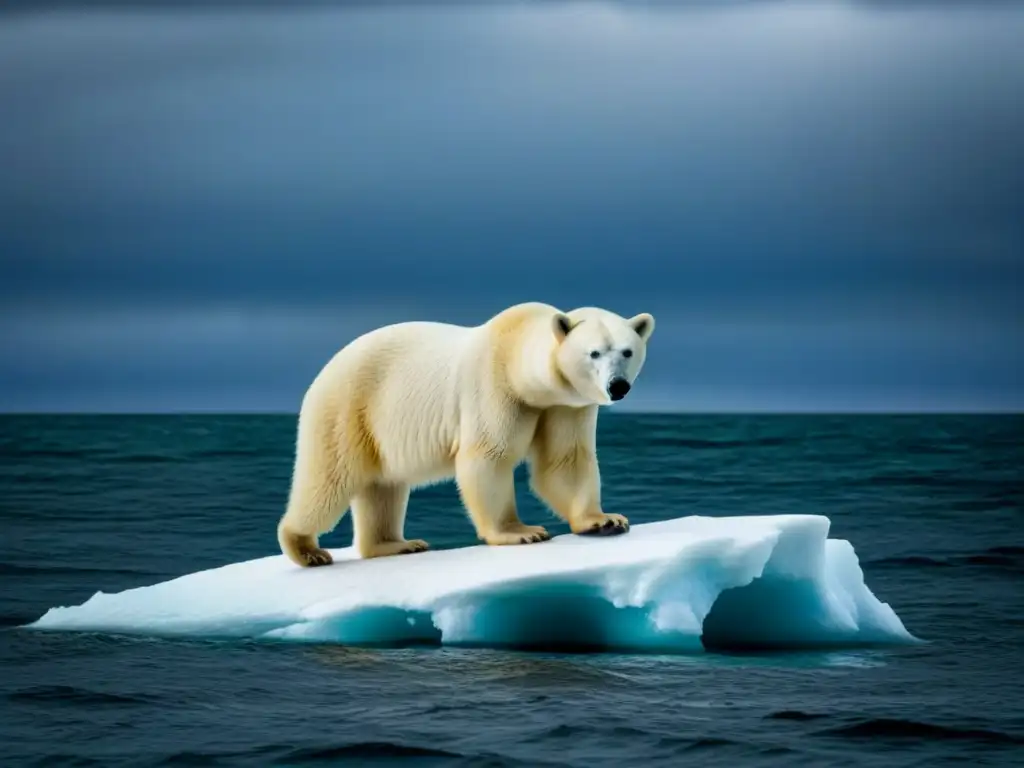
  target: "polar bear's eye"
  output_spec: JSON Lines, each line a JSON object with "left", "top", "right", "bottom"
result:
{"left": 623, "top": 349, "right": 633, "bottom": 358}
{"left": 589, "top": 350, "right": 601, "bottom": 359}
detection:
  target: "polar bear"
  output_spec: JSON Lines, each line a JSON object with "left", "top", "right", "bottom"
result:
{"left": 277, "top": 302, "right": 655, "bottom": 567}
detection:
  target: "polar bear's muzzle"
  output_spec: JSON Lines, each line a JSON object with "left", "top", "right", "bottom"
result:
{"left": 608, "top": 377, "right": 631, "bottom": 401}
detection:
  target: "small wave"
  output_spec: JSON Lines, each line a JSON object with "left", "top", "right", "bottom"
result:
{"left": 759, "top": 746, "right": 799, "bottom": 756}
{"left": 530, "top": 723, "right": 738, "bottom": 754}
{"left": 156, "top": 752, "right": 232, "bottom": 766}
{"left": 8, "top": 448, "right": 279, "bottom": 465}
{"left": 647, "top": 436, "right": 791, "bottom": 450}
{"left": 963, "top": 552, "right": 1023, "bottom": 569}
{"left": 0, "top": 562, "right": 149, "bottom": 578}
{"left": 865, "top": 556, "right": 952, "bottom": 569}
{"left": 818, "top": 718, "right": 1024, "bottom": 745}
{"left": 866, "top": 546, "right": 1024, "bottom": 573}
{"left": 968, "top": 546, "right": 1024, "bottom": 570}
{"left": 1, "top": 612, "right": 43, "bottom": 629}
{"left": 953, "top": 496, "right": 1020, "bottom": 512}
{"left": 111, "top": 454, "right": 185, "bottom": 466}
{"left": 672, "top": 737, "right": 738, "bottom": 752}
{"left": 864, "top": 473, "right": 999, "bottom": 491}
{"left": 9, "top": 685, "right": 155, "bottom": 708}
{"left": 540, "top": 724, "right": 576, "bottom": 739}
{"left": 277, "top": 742, "right": 467, "bottom": 762}
{"left": 25, "top": 757, "right": 105, "bottom": 767}
{"left": 192, "top": 448, "right": 276, "bottom": 460}
{"left": 0, "top": 447, "right": 186, "bottom": 464}
{"left": 608, "top": 725, "right": 653, "bottom": 739}
{"left": 0, "top": 447, "right": 89, "bottom": 460}
{"left": 160, "top": 750, "right": 307, "bottom": 767}
{"left": 766, "top": 710, "right": 830, "bottom": 721}
{"left": 532, "top": 723, "right": 739, "bottom": 756}
{"left": 147, "top": 744, "right": 296, "bottom": 766}
{"left": 988, "top": 546, "right": 1024, "bottom": 556}
{"left": 536, "top": 723, "right": 651, "bottom": 741}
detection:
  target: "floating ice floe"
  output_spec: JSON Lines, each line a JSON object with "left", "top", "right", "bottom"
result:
{"left": 28, "top": 514, "right": 916, "bottom": 652}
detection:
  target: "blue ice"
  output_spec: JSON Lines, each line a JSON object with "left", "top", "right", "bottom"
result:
{"left": 28, "top": 515, "right": 916, "bottom": 652}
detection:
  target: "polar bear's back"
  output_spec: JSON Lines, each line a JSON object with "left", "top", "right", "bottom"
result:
{"left": 303, "top": 319, "right": 478, "bottom": 485}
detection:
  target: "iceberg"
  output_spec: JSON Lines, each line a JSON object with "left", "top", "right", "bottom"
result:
{"left": 27, "top": 515, "right": 916, "bottom": 652}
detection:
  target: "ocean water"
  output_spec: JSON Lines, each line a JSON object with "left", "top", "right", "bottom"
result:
{"left": 1, "top": 414, "right": 1022, "bottom": 766}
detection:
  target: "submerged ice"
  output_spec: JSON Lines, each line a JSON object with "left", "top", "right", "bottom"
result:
{"left": 28, "top": 515, "right": 915, "bottom": 652}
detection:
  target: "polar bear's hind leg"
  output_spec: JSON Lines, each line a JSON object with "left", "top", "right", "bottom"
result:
{"left": 352, "top": 482, "right": 429, "bottom": 559}
{"left": 277, "top": 441, "right": 353, "bottom": 567}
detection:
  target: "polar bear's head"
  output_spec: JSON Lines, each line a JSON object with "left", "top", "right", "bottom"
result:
{"left": 552, "top": 307, "right": 655, "bottom": 406}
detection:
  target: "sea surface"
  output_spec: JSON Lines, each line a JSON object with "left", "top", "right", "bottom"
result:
{"left": 1, "top": 414, "right": 1022, "bottom": 766}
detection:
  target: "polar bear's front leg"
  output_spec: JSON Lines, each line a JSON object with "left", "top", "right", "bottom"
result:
{"left": 528, "top": 408, "right": 629, "bottom": 537}
{"left": 455, "top": 454, "right": 550, "bottom": 545}
{"left": 528, "top": 453, "right": 629, "bottom": 537}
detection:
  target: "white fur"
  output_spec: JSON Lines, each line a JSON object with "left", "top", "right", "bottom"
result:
{"left": 276, "top": 302, "right": 655, "bottom": 567}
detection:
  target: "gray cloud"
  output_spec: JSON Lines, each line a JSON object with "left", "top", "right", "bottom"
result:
{"left": 1, "top": 2, "right": 1022, "bottom": 410}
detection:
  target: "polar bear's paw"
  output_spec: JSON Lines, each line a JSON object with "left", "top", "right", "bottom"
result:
{"left": 361, "top": 539, "right": 431, "bottom": 559}
{"left": 279, "top": 528, "right": 334, "bottom": 568}
{"left": 482, "top": 527, "right": 551, "bottom": 546}
{"left": 510, "top": 524, "right": 552, "bottom": 543}
{"left": 572, "top": 513, "right": 630, "bottom": 537}
{"left": 301, "top": 547, "right": 334, "bottom": 567}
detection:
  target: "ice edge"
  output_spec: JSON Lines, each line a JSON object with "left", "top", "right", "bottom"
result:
{"left": 26, "top": 514, "right": 918, "bottom": 653}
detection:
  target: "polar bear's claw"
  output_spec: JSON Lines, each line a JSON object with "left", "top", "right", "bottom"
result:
{"left": 483, "top": 529, "right": 551, "bottom": 546}
{"left": 575, "top": 513, "right": 630, "bottom": 537}
{"left": 303, "top": 548, "right": 334, "bottom": 567}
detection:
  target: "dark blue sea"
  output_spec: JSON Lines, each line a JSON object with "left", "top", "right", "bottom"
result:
{"left": 1, "top": 413, "right": 1022, "bottom": 766}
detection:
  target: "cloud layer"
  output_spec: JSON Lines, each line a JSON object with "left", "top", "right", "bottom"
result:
{"left": 1, "top": 2, "right": 1022, "bottom": 411}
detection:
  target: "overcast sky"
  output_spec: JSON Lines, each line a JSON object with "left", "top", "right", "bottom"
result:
{"left": 1, "top": 1, "right": 1022, "bottom": 412}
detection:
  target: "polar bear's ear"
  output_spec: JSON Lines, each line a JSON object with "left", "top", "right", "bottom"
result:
{"left": 552, "top": 313, "right": 576, "bottom": 341}
{"left": 629, "top": 313, "right": 655, "bottom": 342}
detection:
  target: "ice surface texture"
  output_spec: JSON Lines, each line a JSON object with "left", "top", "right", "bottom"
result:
{"left": 28, "top": 515, "right": 915, "bottom": 652}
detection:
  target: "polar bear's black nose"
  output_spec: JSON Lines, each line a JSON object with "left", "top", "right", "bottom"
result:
{"left": 608, "top": 378, "right": 631, "bottom": 401}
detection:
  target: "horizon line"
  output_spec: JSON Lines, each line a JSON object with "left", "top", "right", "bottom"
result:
{"left": 1, "top": 409, "right": 1021, "bottom": 417}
